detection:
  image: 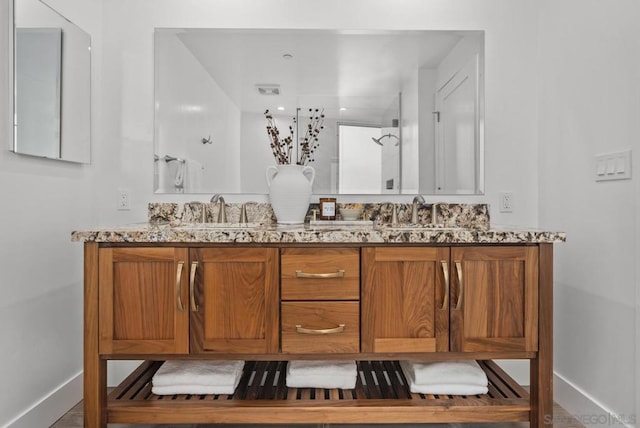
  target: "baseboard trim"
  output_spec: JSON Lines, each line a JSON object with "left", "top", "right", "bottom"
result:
{"left": 4, "top": 371, "right": 83, "bottom": 428}
{"left": 554, "top": 372, "right": 635, "bottom": 428}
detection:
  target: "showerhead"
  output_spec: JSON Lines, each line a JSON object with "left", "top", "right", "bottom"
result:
{"left": 371, "top": 133, "right": 399, "bottom": 146}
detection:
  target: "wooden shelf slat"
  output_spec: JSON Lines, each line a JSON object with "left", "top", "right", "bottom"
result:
{"left": 107, "top": 359, "right": 530, "bottom": 424}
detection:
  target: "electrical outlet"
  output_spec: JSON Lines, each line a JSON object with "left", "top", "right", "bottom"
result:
{"left": 499, "top": 192, "right": 513, "bottom": 213}
{"left": 117, "top": 189, "right": 131, "bottom": 210}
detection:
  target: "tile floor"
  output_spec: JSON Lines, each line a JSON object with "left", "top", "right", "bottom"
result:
{"left": 51, "top": 399, "right": 585, "bottom": 428}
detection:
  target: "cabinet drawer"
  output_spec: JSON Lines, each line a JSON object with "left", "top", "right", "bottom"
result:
{"left": 281, "top": 302, "right": 359, "bottom": 353}
{"left": 281, "top": 248, "right": 360, "bottom": 300}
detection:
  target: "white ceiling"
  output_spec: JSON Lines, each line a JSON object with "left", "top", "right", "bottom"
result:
{"left": 168, "top": 29, "right": 468, "bottom": 122}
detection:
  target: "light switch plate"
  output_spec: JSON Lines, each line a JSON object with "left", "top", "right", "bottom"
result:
{"left": 595, "top": 149, "right": 632, "bottom": 181}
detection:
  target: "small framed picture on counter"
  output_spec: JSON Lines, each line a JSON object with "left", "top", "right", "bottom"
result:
{"left": 319, "top": 198, "right": 337, "bottom": 220}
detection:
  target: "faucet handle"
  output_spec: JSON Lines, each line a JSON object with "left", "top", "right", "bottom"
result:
{"left": 238, "top": 201, "right": 258, "bottom": 224}
{"left": 239, "top": 204, "right": 248, "bottom": 224}
{"left": 390, "top": 204, "right": 399, "bottom": 226}
{"left": 411, "top": 195, "right": 425, "bottom": 224}
{"left": 431, "top": 203, "right": 439, "bottom": 225}
{"left": 217, "top": 196, "right": 227, "bottom": 223}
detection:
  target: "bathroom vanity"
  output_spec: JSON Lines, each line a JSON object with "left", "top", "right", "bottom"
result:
{"left": 73, "top": 203, "right": 564, "bottom": 427}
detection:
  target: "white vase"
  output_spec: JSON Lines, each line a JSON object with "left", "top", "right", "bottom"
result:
{"left": 266, "top": 164, "right": 315, "bottom": 224}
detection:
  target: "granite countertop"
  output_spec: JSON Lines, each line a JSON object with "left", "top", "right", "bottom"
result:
{"left": 71, "top": 223, "right": 566, "bottom": 244}
{"left": 71, "top": 202, "right": 565, "bottom": 244}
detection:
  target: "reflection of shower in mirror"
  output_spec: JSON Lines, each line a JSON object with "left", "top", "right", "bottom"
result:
{"left": 371, "top": 134, "right": 399, "bottom": 146}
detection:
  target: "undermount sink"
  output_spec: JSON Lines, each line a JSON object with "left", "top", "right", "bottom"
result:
{"left": 172, "top": 222, "right": 266, "bottom": 230}
{"left": 376, "top": 224, "right": 464, "bottom": 232}
{"left": 308, "top": 220, "right": 374, "bottom": 229}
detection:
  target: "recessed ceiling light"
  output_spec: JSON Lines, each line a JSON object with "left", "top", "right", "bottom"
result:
{"left": 340, "top": 107, "right": 347, "bottom": 111}
{"left": 277, "top": 106, "right": 285, "bottom": 111}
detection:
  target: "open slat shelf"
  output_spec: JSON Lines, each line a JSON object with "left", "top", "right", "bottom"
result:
{"left": 107, "top": 359, "right": 530, "bottom": 424}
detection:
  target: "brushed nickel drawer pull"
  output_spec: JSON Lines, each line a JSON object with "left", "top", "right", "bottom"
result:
{"left": 295, "top": 269, "right": 345, "bottom": 279}
{"left": 189, "top": 261, "right": 199, "bottom": 312}
{"left": 295, "top": 324, "right": 345, "bottom": 334}
{"left": 441, "top": 260, "right": 449, "bottom": 310}
{"left": 455, "top": 261, "right": 464, "bottom": 310}
{"left": 175, "top": 261, "right": 185, "bottom": 312}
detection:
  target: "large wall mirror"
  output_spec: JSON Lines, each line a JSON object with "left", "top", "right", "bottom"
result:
{"left": 12, "top": 0, "right": 91, "bottom": 163}
{"left": 154, "top": 29, "right": 483, "bottom": 195}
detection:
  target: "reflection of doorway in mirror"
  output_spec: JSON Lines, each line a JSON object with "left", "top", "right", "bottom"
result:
{"left": 435, "top": 53, "right": 479, "bottom": 194}
{"left": 338, "top": 124, "right": 400, "bottom": 194}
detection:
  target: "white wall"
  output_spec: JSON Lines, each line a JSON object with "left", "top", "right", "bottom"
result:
{"left": 537, "top": 0, "right": 639, "bottom": 423}
{"left": 0, "top": 0, "right": 101, "bottom": 425}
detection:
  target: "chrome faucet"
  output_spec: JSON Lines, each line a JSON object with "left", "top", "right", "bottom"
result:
{"left": 210, "top": 194, "right": 227, "bottom": 223}
{"left": 411, "top": 195, "right": 425, "bottom": 224}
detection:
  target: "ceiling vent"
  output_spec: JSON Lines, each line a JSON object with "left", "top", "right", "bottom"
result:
{"left": 256, "top": 84, "right": 280, "bottom": 95}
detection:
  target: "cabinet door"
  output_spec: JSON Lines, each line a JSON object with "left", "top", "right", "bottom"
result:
{"left": 190, "top": 247, "right": 279, "bottom": 354}
{"left": 99, "top": 247, "right": 189, "bottom": 354}
{"left": 362, "top": 247, "right": 450, "bottom": 353}
{"left": 450, "top": 246, "right": 538, "bottom": 352}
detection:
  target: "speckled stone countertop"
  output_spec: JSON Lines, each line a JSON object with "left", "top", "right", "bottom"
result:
{"left": 71, "top": 223, "right": 565, "bottom": 244}
{"left": 71, "top": 202, "right": 565, "bottom": 244}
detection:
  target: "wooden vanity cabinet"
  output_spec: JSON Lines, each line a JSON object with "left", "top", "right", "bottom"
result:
{"left": 362, "top": 245, "right": 539, "bottom": 354}
{"left": 189, "top": 247, "right": 279, "bottom": 354}
{"left": 98, "top": 247, "right": 189, "bottom": 355}
{"left": 450, "top": 246, "right": 539, "bottom": 353}
{"left": 86, "top": 242, "right": 554, "bottom": 428}
{"left": 361, "top": 247, "right": 450, "bottom": 353}
{"left": 98, "top": 246, "right": 279, "bottom": 355}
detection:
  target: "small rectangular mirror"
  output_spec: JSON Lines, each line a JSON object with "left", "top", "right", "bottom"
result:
{"left": 12, "top": 0, "right": 91, "bottom": 163}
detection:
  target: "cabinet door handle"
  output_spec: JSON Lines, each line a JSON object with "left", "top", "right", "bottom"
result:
{"left": 295, "top": 324, "right": 345, "bottom": 334}
{"left": 175, "top": 261, "right": 185, "bottom": 312}
{"left": 455, "top": 261, "right": 464, "bottom": 310}
{"left": 295, "top": 269, "right": 345, "bottom": 279}
{"left": 189, "top": 261, "right": 199, "bottom": 312}
{"left": 440, "top": 260, "right": 449, "bottom": 310}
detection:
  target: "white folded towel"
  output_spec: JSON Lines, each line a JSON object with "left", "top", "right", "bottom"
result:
{"left": 286, "top": 374, "right": 357, "bottom": 389}
{"left": 399, "top": 360, "right": 488, "bottom": 395}
{"left": 152, "top": 384, "right": 240, "bottom": 395}
{"left": 403, "top": 383, "right": 488, "bottom": 395}
{"left": 286, "top": 360, "right": 357, "bottom": 389}
{"left": 152, "top": 360, "right": 244, "bottom": 395}
{"left": 287, "top": 360, "right": 357, "bottom": 377}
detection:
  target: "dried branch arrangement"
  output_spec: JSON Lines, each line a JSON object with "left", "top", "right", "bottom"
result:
{"left": 265, "top": 108, "right": 325, "bottom": 165}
